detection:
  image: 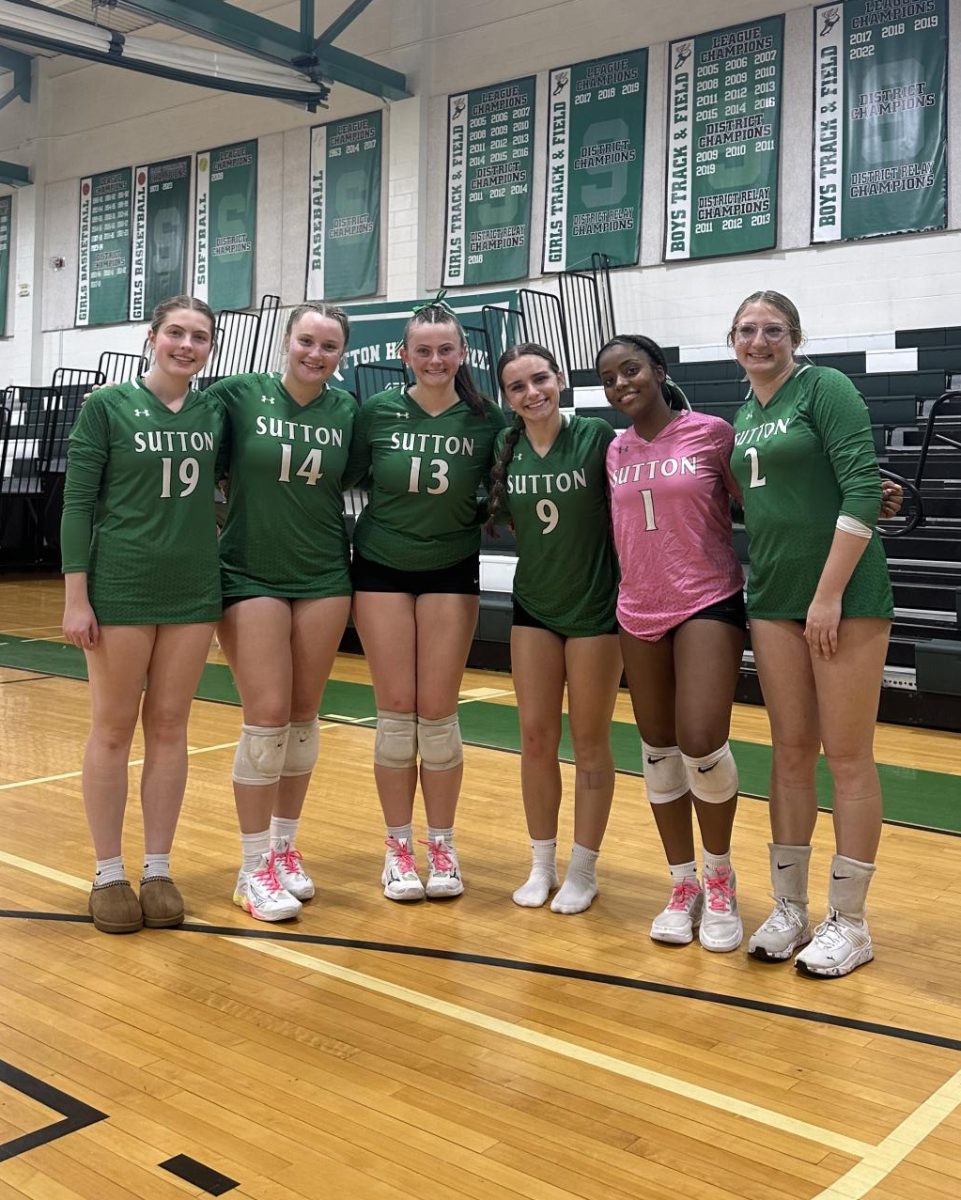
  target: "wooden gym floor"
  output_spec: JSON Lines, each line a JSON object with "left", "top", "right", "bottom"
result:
{"left": 0, "top": 577, "right": 960, "bottom": 1200}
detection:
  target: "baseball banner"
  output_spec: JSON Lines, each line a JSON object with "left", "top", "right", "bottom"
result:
{"left": 443, "top": 76, "right": 536, "bottom": 287}
{"left": 194, "top": 140, "right": 257, "bottom": 310}
{"left": 130, "top": 156, "right": 191, "bottom": 321}
{"left": 76, "top": 168, "right": 133, "bottom": 326}
{"left": 544, "top": 50, "right": 647, "bottom": 272}
{"left": 665, "top": 16, "right": 783, "bottom": 260}
{"left": 812, "top": 0, "right": 947, "bottom": 242}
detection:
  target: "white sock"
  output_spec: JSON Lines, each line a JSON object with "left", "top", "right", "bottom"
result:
{"left": 241, "top": 829, "right": 271, "bottom": 874}
{"left": 94, "top": 855, "right": 126, "bottom": 886}
{"left": 426, "top": 825, "right": 454, "bottom": 846}
{"left": 513, "top": 838, "right": 559, "bottom": 908}
{"left": 386, "top": 823, "right": 414, "bottom": 848}
{"left": 702, "top": 849, "right": 731, "bottom": 877}
{"left": 270, "top": 816, "right": 299, "bottom": 853}
{"left": 668, "top": 860, "right": 699, "bottom": 886}
{"left": 551, "top": 843, "right": 599, "bottom": 914}
{"left": 142, "top": 853, "right": 170, "bottom": 882}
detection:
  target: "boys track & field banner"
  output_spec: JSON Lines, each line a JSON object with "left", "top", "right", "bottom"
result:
{"left": 812, "top": 0, "right": 947, "bottom": 241}
{"left": 76, "top": 168, "right": 133, "bottom": 326}
{"left": 129, "top": 156, "right": 191, "bottom": 321}
{"left": 543, "top": 50, "right": 647, "bottom": 273}
{"left": 307, "top": 110, "right": 382, "bottom": 302}
{"left": 0, "top": 196, "right": 10, "bottom": 336}
{"left": 665, "top": 16, "right": 784, "bottom": 260}
{"left": 194, "top": 140, "right": 257, "bottom": 311}
{"left": 443, "top": 76, "right": 536, "bottom": 287}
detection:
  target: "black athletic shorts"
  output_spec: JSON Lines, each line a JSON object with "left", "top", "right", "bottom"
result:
{"left": 512, "top": 597, "right": 618, "bottom": 638}
{"left": 351, "top": 549, "right": 480, "bottom": 597}
{"left": 674, "top": 588, "right": 746, "bottom": 633}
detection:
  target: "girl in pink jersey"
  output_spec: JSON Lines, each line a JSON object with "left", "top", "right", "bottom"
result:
{"left": 599, "top": 335, "right": 746, "bottom": 952}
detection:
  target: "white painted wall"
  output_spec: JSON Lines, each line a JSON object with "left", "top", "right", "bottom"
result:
{"left": 0, "top": 0, "right": 959, "bottom": 384}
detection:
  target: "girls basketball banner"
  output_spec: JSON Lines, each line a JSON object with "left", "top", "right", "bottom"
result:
{"left": 665, "top": 16, "right": 783, "bottom": 260}
{"left": 75, "top": 167, "right": 133, "bottom": 327}
{"left": 129, "top": 156, "right": 191, "bottom": 322}
{"left": 812, "top": 0, "right": 947, "bottom": 242}
{"left": 307, "top": 110, "right": 382, "bottom": 302}
{"left": 0, "top": 195, "right": 10, "bottom": 336}
{"left": 194, "top": 140, "right": 257, "bottom": 310}
{"left": 543, "top": 50, "right": 647, "bottom": 273}
{"left": 443, "top": 76, "right": 536, "bottom": 287}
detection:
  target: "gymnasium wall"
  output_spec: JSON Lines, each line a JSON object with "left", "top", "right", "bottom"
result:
{"left": 1, "top": 0, "right": 960, "bottom": 385}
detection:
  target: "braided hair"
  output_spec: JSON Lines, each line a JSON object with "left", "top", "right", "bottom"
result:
{"left": 486, "top": 343, "right": 563, "bottom": 535}
{"left": 595, "top": 334, "right": 690, "bottom": 410}
{"left": 402, "top": 303, "right": 489, "bottom": 415}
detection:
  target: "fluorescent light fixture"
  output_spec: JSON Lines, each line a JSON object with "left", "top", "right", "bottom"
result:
{"left": 0, "top": 0, "right": 112, "bottom": 52}
{"left": 123, "top": 34, "right": 320, "bottom": 95}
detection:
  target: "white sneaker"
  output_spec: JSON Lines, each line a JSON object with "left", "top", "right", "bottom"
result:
{"left": 233, "top": 853, "right": 302, "bottom": 922}
{"left": 748, "top": 898, "right": 812, "bottom": 962}
{"left": 650, "top": 879, "right": 703, "bottom": 944}
{"left": 382, "top": 837, "right": 425, "bottom": 902}
{"left": 272, "top": 843, "right": 315, "bottom": 901}
{"left": 699, "top": 866, "right": 743, "bottom": 952}
{"left": 423, "top": 838, "right": 464, "bottom": 899}
{"left": 795, "top": 910, "right": 874, "bottom": 978}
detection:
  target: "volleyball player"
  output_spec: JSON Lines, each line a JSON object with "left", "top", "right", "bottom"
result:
{"left": 729, "top": 291, "right": 893, "bottom": 977}
{"left": 207, "top": 303, "right": 356, "bottom": 922}
{"left": 61, "top": 296, "right": 222, "bottom": 934}
{"left": 487, "top": 344, "right": 621, "bottom": 913}
{"left": 599, "top": 334, "right": 747, "bottom": 952}
{"left": 346, "top": 300, "right": 506, "bottom": 901}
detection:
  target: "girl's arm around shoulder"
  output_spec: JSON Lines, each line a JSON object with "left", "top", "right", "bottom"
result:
{"left": 703, "top": 413, "right": 743, "bottom": 505}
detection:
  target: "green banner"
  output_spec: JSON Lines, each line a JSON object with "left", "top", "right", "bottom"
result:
{"left": 665, "top": 17, "right": 783, "bottom": 260}
{"left": 544, "top": 50, "right": 647, "bottom": 272}
{"left": 308, "top": 111, "right": 381, "bottom": 302}
{"left": 812, "top": 1, "right": 947, "bottom": 242}
{"left": 194, "top": 140, "right": 257, "bottom": 310}
{"left": 0, "top": 196, "right": 10, "bottom": 337}
{"left": 76, "top": 168, "right": 132, "bottom": 326}
{"left": 444, "top": 77, "right": 535, "bottom": 287}
{"left": 130, "top": 156, "right": 191, "bottom": 321}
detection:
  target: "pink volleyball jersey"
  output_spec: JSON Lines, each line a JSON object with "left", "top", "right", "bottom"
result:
{"left": 607, "top": 409, "right": 744, "bottom": 641}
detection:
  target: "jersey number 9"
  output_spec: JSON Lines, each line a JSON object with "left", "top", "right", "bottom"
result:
{"left": 536, "top": 499, "right": 558, "bottom": 534}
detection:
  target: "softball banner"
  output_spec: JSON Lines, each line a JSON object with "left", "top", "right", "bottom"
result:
{"left": 443, "top": 76, "right": 536, "bottom": 287}
{"left": 0, "top": 196, "right": 10, "bottom": 336}
{"left": 665, "top": 16, "right": 783, "bottom": 260}
{"left": 76, "top": 168, "right": 133, "bottom": 326}
{"left": 812, "top": 0, "right": 947, "bottom": 242}
{"left": 130, "top": 156, "right": 191, "bottom": 321}
{"left": 194, "top": 140, "right": 257, "bottom": 310}
{"left": 544, "top": 50, "right": 647, "bottom": 273}
{"left": 307, "top": 111, "right": 382, "bottom": 301}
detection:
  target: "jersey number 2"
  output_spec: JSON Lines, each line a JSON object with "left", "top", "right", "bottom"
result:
{"left": 744, "top": 447, "right": 766, "bottom": 489}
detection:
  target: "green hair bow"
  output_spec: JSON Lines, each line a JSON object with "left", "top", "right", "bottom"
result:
{"left": 411, "top": 288, "right": 456, "bottom": 316}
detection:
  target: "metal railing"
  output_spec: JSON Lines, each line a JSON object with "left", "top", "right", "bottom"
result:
{"left": 97, "top": 351, "right": 148, "bottom": 383}
{"left": 355, "top": 362, "right": 408, "bottom": 404}
{"left": 877, "top": 467, "right": 924, "bottom": 537}
{"left": 912, "top": 390, "right": 961, "bottom": 493}
{"left": 518, "top": 288, "right": 570, "bottom": 378}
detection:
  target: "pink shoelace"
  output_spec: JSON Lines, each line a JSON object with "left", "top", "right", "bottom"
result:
{"left": 252, "top": 853, "right": 286, "bottom": 895}
{"left": 667, "top": 879, "right": 701, "bottom": 911}
{"left": 274, "top": 845, "right": 304, "bottom": 875}
{"left": 705, "top": 870, "right": 734, "bottom": 912}
{"left": 420, "top": 839, "right": 455, "bottom": 873}
{"left": 385, "top": 837, "right": 418, "bottom": 875}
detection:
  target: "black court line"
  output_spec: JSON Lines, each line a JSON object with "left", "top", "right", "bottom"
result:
{"left": 160, "top": 1154, "right": 238, "bottom": 1195}
{"left": 0, "top": 1057, "right": 106, "bottom": 1162}
{"left": 3, "top": 909, "right": 960, "bottom": 1055}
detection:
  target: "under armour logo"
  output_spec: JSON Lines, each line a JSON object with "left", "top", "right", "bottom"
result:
{"left": 395, "top": 410, "right": 409, "bottom": 419}
{"left": 260, "top": 394, "right": 275, "bottom": 404}
{"left": 133, "top": 408, "right": 150, "bottom": 417}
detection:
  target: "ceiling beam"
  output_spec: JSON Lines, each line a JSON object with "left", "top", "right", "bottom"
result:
{"left": 0, "top": 159, "right": 30, "bottom": 186}
{"left": 316, "top": 0, "right": 376, "bottom": 46}
{"left": 0, "top": 43, "right": 31, "bottom": 109}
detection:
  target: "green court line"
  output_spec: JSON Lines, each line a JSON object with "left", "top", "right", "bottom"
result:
{"left": 1, "top": 632, "right": 957, "bottom": 833}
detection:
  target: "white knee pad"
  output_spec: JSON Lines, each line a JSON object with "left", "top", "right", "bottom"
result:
{"left": 281, "top": 718, "right": 320, "bottom": 777}
{"left": 641, "top": 742, "right": 688, "bottom": 804}
{"left": 683, "top": 742, "right": 739, "bottom": 803}
{"left": 233, "top": 724, "right": 290, "bottom": 786}
{"left": 374, "top": 710, "right": 417, "bottom": 769}
{"left": 417, "top": 713, "right": 463, "bottom": 772}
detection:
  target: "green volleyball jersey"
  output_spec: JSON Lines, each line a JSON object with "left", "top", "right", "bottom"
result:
{"left": 730, "top": 365, "right": 893, "bottom": 619}
{"left": 209, "top": 373, "right": 357, "bottom": 599}
{"left": 499, "top": 415, "right": 617, "bottom": 637}
{"left": 61, "top": 379, "right": 223, "bottom": 624}
{"left": 347, "top": 387, "right": 508, "bottom": 571}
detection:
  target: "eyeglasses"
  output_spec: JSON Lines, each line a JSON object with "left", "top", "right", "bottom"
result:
{"left": 733, "top": 323, "right": 789, "bottom": 343}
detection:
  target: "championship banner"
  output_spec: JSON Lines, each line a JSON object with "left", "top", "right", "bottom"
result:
{"left": 194, "top": 140, "right": 257, "bottom": 310}
{"left": 308, "top": 111, "right": 382, "bottom": 302}
{"left": 665, "top": 17, "right": 783, "bottom": 260}
{"left": 443, "top": 76, "right": 535, "bottom": 287}
{"left": 76, "top": 167, "right": 133, "bottom": 326}
{"left": 543, "top": 50, "right": 647, "bottom": 273}
{"left": 0, "top": 196, "right": 10, "bottom": 337}
{"left": 130, "top": 156, "right": 191, "bottom": 322}
{"left": 812, "top": 1, "right": 947, "bottom": 242}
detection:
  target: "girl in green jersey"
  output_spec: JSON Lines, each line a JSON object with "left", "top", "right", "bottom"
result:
{"left": 61, "top": 295, "right": 221, "bottom": 935}
{"left": 488, "top": 345, "right": 622, "bottom": 915}
{"left": 729, "top": 290, "right": 893, "bottom": 978}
